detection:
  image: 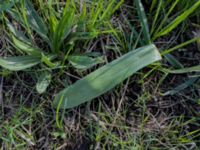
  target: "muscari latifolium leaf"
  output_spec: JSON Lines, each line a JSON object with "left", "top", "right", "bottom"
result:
{"left": 68, "top": 55, "right": 104, "bottom": 70}
{"left": 54, "top": 44, "right": 162, "bottom": 109}
{"left": 36, "top": 71, "right": 52, "bottom": 94}
{"left": 0, "top": 55, "right": 41, "bottom": 71}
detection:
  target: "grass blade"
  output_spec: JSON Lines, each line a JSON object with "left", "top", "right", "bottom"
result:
{"left": 165, "top": 65, "right": 200, "bottom": 74}
{"left": 164, "top": 54, "right": 183, "bottom": 69}
{"left": 163, "top": 76, "right": 199, "bottom": 96}
{"left": 162, "top": 37, "right": 200, "bottom": 55}
{"left": 54, "top": 44, "right": 161, "bottom": 109}
{"left": 153, "top": 0, "right": 180, "bottom": 38}
{"left": 100, "top": 0, "right": 124, "bottom": 21}
{"left": 52, "top": 9, "right": 75, "bottom": 52}
{"left": 150, "top": 0, "right": 163, "bottom": 35}
{"left": 150, "top": 0, "right": 158, "bottom": 12}
{"left": 135, "top": 0, "right": 151, "bottom": 44}
{"left": 155, "top": 0, "right": 200, "bottom": 38}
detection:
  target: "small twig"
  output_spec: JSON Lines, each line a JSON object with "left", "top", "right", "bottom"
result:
{"left": 0, "top": 77, "right": 3, "bottom": 108}
{"left": 115, "top": 78, "right": 130, "bottom": 119}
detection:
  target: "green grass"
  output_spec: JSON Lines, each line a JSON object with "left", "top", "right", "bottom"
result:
{"left": 0, "top": 0, "right": 200, "bottom": 149}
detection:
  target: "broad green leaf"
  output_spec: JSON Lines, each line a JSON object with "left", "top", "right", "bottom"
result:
{"left": 54, "top": 44, "right": 162, "bottom": 109}
{"left": 24, "top": 0, "right": 48, "bottom": 41}
{"left": 7, "top": 0, "right": 49, "bottom": 42}
{"left": 7, "top": 20, "right": 41, "bottom": 56}
{"left": 155, "top": 0, "right": 200, "bottom": 38}
{"left": 12, "top": 36, "right": 42, "bottom": 56}
{"left": 68, "top": 55, "right": 104, "bottom": 70}
{"left": 135, "top": 0, "right": 151, "bottom": 44}
{"left": 36, "top": 71, "right": 51, "bottom": 94}
{"left": 0, "top": 56, "right": 41, "bottom": 71}
{"left": 7, "top": 20, "right": 32, "bottom": 43}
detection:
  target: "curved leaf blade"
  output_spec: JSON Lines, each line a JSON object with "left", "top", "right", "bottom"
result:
{"left": 12, "top": 36, "right": 42, "bottom": 56}
{"left": 54, "top": 44, "right": 162, "bottom": 109}
{"left": 68, "top": 55, "right": 104, "bottom": 70}
{"left": 163, "top": 76, "right": 199, "bottom": 96}
{"left": 7, "top": 20, "right": 32, "bottom": 43}
{"left": 165, "top": 65, "right": 200, "bottom": 74}
{"left": 0, "top": 56, "right": 41, "bottom": 71}
{"left": 25, "top": 0, "right": 48, "bottom": 37}
{"left": 135, "top": 0, "right": 151, "bottom": 44}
